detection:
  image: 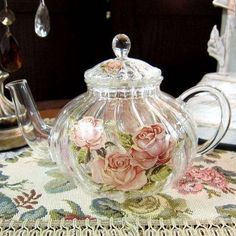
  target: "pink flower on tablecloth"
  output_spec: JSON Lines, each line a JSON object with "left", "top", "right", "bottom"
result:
{"left": 186, "top": 167, "right": 204, "bottom": 179}
{"left": 203, "top": 168, "right": 228, "bottom": 190}
{"left": 188, "top": 167, "right": 228, "bottom": 190}
{"left": 177, "top": 166, "right": 229, "bottom": 194}
{"left": 89, "top": 152, "right": 147, "bottom": 191}
{"left": 133, "top": 123, "right": 175, "bottom": 166}
{"left": 71, "top": 116, "right": 106, "bottom": 150}
{"left": 177, "top": 180, "right": 204, "bottom": 194}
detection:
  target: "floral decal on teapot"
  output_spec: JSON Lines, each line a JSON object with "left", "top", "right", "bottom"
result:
{"left": 101, "top": 60, "right": 123, "bottom": 74}
{"left": 71, "top": 116, "right": 106, "bottom": 150}
{"left": 89, "top": 152, "right": 147, "bottom": 191}
{"left": 70, "top": 116, "right": 176, "bottom": 192}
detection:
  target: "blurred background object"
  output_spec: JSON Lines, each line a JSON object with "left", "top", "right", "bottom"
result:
{"left": 0, "top": 0, "right": 23, "bottom": 73}
{"left": 0, "top": 0, "right": 221, "bottom": 101}
{"left": 0, "top": 71, "right": 26, "bottom": 151}
{"left": 187, "top": 0, "right": 236, "bottom": 146}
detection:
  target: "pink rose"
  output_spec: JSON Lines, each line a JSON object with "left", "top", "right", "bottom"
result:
{"left": 89, "top": 152, "right": 147, "bottom": 191}
{"left": 133, "top": 123, "right": 174, "bottom": 165}
{"left": 130, "top": 148, "right": 158, "bottom": 169}
{"left": 103, "top": 60, "right": 123, "bottom": 74}
{"left": 71, "top": 116, "right": 106, "bottom": 150}
{"left": 156, "top": 140, "right": 175, "bottom": 166}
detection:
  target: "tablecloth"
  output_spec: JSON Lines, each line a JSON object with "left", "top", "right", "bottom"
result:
{"left": 0, "top": 146, "right": 236, "bottom": 235}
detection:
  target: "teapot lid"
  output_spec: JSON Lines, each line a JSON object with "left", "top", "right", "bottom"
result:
{"left": 84, "top": 34, "right": 163, "bottom": 88}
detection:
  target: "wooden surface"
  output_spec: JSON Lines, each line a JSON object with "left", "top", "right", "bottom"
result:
{"left": 37, "top": 99, "right": 69, "bottom": 118}
{"left": 40, "top": 108, "right": 60, "bottom": 118}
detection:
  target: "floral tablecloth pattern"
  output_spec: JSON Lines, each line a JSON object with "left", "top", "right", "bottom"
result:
{"left": 0, "top": 146, "right": 236, "bottom": 223}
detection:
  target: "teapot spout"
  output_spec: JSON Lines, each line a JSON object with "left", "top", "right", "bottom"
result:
{"left": 6, "top": 79, "right": 51, "bottom": 156}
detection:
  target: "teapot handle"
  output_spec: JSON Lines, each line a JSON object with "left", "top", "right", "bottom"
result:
{"left": 178, "top": 85, "right": 231, "bottom": 157}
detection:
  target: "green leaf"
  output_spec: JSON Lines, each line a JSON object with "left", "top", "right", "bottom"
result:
{"left": 122, "top": 193, "right": 190, "bottom": 219}
{"left": 165, "top": 194, "right": 189, "bottom": 213}
{"left": 117, "top": 131, "right": 134, "bottom": 150}
{"left": 36, "top": 159, "right": 57, "bottom": 167}
{"left": 44, "top": 168, "right": 77, "bottom": 193}
{"left": 175, "top": 139, "right": 185, "bottom": 150}
{"left": 65, "top": 200, "right": 85, "bottom": 217}
{"left": 204, "top": 159, "right": 216, "bottom": 164}
{"left": 45, "top": 169, "right": 65, "bottom": 178}
{"left": 139, "top": 181, "right": 156, "bottom": 193}
{"left": 150, "top": 165, "right": 172, "bottom": 182}
{"left": 0, "top": 171, "right": 9, "bottom": 181}
{"left": 105, "top": 142, "right": 116, "bottom": 148}
{"left": 226, "top": 176, "right": 236, "bottom": 184}
{"left": 126, "top": 166, "right": 173, "bottom": 196}
{"left": 0, "top": 193, "right": 18, "bottom": 219}
{"left": 96, "top": 148, "right": 106, "bottom": 158}
{"left": 122, "top": 195, "right": 165, "bottom": 218}
{"left": 216, "top": 204, "right": 236, "bottom": 218}
{"left": 204, "top": 187, "right": 221, "bottom": 198}
{"left": 213, "top": 166, "right": 236, "bottom": 177}
{"left": 206, "top": 152, "right": 221, "bottom": 159}
{"left": 158, "top": 207, "right": 176, "bottom": 219}
{"left": 44, "top": 178, "right": 76, "bottom": 193}
{"left": 49, "top": 209, "right": 66, "bottom": 220}
{"left": 99, "top": 184, "right": 116, "bottom": 192}
{"left": 5, "top": 157, "right": 19, "bottom": 163}
{"left": 77, "top": 147, "right": 90, "bottom": 164}
{"left": 71, "top": 144, "right": 81, "bottom": 152}
{"left": 104, "top": 120, "right": 116, "bottom": 127}
{"left": 19, "top": 206, "right": 47, "bottom": 220}
{"left": 18, "top": 151, "right": 32, "bottom": 158}
{"left": 214, "top": 149, "right": 227, "bottom": 154}
{"left": 91, "top": 198, "right": 124, "bottom": 218}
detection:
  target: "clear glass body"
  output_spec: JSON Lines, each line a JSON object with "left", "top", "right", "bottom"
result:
{"left": 49, "top": 86, "right": 197, "bottom": 197}
{"left": 6, "top": 80, "right": 230, "bottom": 199}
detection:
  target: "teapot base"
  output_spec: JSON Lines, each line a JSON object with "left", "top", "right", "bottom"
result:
{"left": 74, "top": 172, "right": 175, "bottom": 202}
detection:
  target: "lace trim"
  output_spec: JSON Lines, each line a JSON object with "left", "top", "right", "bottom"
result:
{"left": 0, "top": 218, "right": 236, "bottom": 235}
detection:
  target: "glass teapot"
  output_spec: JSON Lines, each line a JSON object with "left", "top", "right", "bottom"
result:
{"left": 6, "top": 34, "right": 230, "bottom": 197}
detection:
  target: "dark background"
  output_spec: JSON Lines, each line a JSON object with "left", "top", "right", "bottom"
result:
{"left": 0, "top": 0, "right": 222, "bottom": 101}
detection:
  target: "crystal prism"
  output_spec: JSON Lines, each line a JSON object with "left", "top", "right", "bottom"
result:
{"left": 0, "top": 8, "right": 15, "bottom": 26}
{"left": 0, "top": 31, "right": 23, "bottom": 73}
{"left": 34, "top": 2, "right": 50, "bottom": 37}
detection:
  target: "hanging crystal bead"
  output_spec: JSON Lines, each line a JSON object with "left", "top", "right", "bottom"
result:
{"left": 34, "top": 0, "right": 50, "bottom": 37}
{"left": 0, "top": 0, "right": 15, "bottom": 26}
{"left": 0, "top": 28, "right": 23, "bottom": 73}
{"left": 0, "top": 8, "right": 15, "bottom": 26}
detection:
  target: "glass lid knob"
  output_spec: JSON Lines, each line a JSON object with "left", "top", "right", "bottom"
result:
{"left": 112, "top": 34, "right": 131, "bottom": 59}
